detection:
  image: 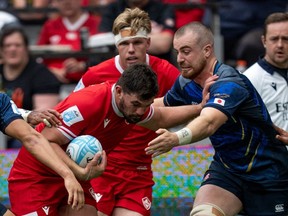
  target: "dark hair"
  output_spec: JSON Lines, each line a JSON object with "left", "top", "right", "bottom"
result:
{"left": 263, "top": 12, "right": 288, "bottom": 36}
{"left": 116, "top": 63, "right": 158, "bottom": 100}
{"left": 0, "top": 26, "right": 29, "bottom": 48}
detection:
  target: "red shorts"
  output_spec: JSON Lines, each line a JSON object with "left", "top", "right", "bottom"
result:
{"left": 90, "top": 164, "right": 154, "bottom": 216}
{"left": 8, "top": 168, "right": 95, "bottom": 215}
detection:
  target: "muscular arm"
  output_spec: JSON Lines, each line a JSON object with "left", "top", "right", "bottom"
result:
{"left": 145, "top": 107, "right": 227, "bottom": 157}
{"left": 140, "top": 103, "right": 203, "bottom": 131}
{"left": 5, "top": 119, "right": 84, "bottom": 210}
{"left": 41, "top": 126, "right": 107, "bottom": 181}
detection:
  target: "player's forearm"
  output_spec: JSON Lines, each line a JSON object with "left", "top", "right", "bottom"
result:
{"left": 22, "top": 130, "right": 77, "bottom": 181}
{"left": 175, "top": 108, "right": 225, "bottom": 146}
{"left": 49, "top": 143, "right": 86, "bottom": 180}
{"left": 156, "top": 104, "right": 202, "bottom": 129}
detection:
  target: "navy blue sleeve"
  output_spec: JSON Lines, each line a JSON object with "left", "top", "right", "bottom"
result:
{"left": 0, "top": 93, "right": 23, "bottom": 133}
{"left": 205, "top": 80, "right": 249, "bottom": 118}
{"left": 164, "top": 76, "right": 202, "bottom": 106}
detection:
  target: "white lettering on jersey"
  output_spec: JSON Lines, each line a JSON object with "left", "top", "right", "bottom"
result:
{"left": 62, "top": 105, "right": 84, "bottom": 126}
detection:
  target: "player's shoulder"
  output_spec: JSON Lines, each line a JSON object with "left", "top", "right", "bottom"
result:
{"left": 89, "top": 58, "right": 115, "bottom": 72}
{"left": 149, "top": 55, "right": 179, "bottom": 73}
{"left": 0, "top": 93, "right": 10, "bottom": 103}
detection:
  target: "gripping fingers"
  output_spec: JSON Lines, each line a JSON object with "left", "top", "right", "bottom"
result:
{"left": 69, "top": 189, "right": 85, "bottom": 210}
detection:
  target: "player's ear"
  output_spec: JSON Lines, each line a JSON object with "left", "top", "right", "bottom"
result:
{"left": 261, "top": 35, "right": 266, "bottom": 48}
{"left": 146, "top": 37, "right": 151, "bottom": 50}
{"left": 203, "top": 44, "right": 212, "bottom": 58}
{"left": 115, "top": 85, "right": 123, "bottom": 96}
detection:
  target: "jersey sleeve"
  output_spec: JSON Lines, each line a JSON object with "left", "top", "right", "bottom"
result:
{"left": 205, "top": 79, "right": 250, "bottom": 118}
{"left": 56, "top": 84, "right": 109, "bottom": 140}
{"left": 0, "top": 93, "right": 23, "bottom": 133}
{"left": 163, "top": 76, "right": 201, "bottom": 106}
{"left": 164, "top": 77, "right": 186, "bottom": 106}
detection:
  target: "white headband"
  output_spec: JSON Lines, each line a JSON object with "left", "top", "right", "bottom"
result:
{"left": 114, "top": 27, "right": 149, "bottom": 46}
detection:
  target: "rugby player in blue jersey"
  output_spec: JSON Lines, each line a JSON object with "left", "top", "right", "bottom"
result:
{"left": 146, "top": 22, "right": 288, "bottom": 216}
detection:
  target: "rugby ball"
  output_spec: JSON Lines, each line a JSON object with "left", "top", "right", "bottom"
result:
{"left": 66, "top": 135, "right": 103, "bottom": 168}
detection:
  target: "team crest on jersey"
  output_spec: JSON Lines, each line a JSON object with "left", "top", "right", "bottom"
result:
{"left": 142, "top": 197, "right": 151, "bottom": 210}
{"left": 62, "top": 105, "right": 84, "bottom": 126}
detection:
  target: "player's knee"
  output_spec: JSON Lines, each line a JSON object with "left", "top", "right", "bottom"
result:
{"left": 190, "top": 203, "right": 225, "bottom": 216}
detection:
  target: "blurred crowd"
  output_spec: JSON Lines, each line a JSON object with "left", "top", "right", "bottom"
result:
{"left": 0, "top": 0, "right": 287, "bottom": 148}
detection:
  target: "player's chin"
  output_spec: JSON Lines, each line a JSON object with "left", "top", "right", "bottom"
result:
{"left": 125, "top": 115, "right": 142, "bottom": 124}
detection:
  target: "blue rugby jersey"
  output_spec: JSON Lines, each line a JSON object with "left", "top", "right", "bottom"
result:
{"left": 164, "top": 61, "right": 288, "bottom": 183}
{"left": 0, "top": 93, "right": 22, "bottom": 133}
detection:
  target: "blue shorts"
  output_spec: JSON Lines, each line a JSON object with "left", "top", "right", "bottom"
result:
{"left": 201, "top": 160, "right": 288, "bottom": 216}
{"left": 0, "top": 203, "right": 7, "bottom": 215}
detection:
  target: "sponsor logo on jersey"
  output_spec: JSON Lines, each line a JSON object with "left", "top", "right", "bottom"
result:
{"left": 142, "top": 197, "right": 151, "bottom": 210}
{"left": 89, "top": 187, "right": 103, "bottom": 203}
{"left": 95, "top": 193, "right": 103, "bottom": 202}
{"left": 271, "top": 82, "right": 277, "bottom": 91}
{"left": 104, "top": 118, "right": 110, "bottom": 128}
{"left": 42, "top": 206, "right": 50, "bottom": 215}
{"left": 275, "top": 204, "right": 284, "bottom": 213}
{"left": 213, "top": 98, "right": 225, "bottom": 106}
{"left": 62, "top": 105, "right": 84, "bottom": 126}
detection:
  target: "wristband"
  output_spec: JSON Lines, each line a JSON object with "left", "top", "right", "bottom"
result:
{"left": 175, "top": 127, "right": 192, "bottom": 145}
{"left": 18, "top": 108, "right": 32, "bottom": 122}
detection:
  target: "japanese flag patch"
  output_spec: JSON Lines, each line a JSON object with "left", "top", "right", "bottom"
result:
{"left": 214, "top": 98, "right": 225, "bottom": 106}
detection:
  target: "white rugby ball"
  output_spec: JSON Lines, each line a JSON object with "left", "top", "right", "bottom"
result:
{"left": 66, "top": 135, "right": 103, "bottom": 168}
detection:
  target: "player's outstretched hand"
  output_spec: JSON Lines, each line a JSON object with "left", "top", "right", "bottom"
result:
{"left": 83, "top": 150, "right": 107, "bottom": 181}
{"left": 64, "top": 174, "right": 85, "bottom": 210}
{"left": 28, "top": 109, "right": 62, "bottom": 127}
{"left": 145, "top": 128, "right": 178, "bottom": 157}
{"left": 274, "top": 125, "right": 288, "bottom": 145}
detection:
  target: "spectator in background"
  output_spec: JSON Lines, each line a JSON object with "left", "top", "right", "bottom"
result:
{"left": 243, "top": 12, "right": 288, "bottom": 134}
{"left": 162, "top": 0, "right": 206, "bottom": 29}
{"left": 12, "top": 0, "right": 50, "bottom": 25}
{"left": 203, "top": 0, "right": 287, "bottom": 67}
{"left": 99, "top": 0, "right": 176, "bottom": 62}
{"left": 37, "top": 0, "right": 100, "bottom": 84}
{"left": 88, "top": 0, "right": 116, "bottom": 6}
{"left": 0, "top": 26, "right": 60, "bottom": 148}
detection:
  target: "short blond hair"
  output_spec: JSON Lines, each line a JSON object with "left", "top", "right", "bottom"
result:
{"left": 112, "top": 7, "right": 151, "bottom": 36}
